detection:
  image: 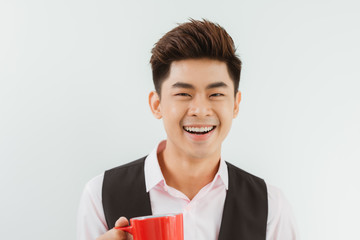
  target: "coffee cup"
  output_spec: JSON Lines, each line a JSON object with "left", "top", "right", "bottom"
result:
{"left": 115, "top": 213, "right": 183, "bottom": 240}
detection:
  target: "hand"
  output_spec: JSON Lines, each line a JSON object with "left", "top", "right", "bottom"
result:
{"left": 96, "top": 217, "right": 133, "bottom": 240}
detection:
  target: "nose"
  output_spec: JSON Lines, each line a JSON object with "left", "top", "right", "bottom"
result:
{"left": 187, "top": 95, "right": 212, "bottom": 117}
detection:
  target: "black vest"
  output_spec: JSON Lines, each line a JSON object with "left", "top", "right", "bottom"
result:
{"left": 102, "top": 157, "right": 268, "bottom": 239}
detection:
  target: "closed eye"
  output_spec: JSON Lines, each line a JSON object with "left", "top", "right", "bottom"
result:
{"left": 175, "top": 93, "right": 191, "bottom": 97}
{"left": 210, "top": 93, "right": 224, "bottom": 97}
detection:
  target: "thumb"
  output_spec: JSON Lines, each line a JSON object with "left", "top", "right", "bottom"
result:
{"left": 96, "top": 217, "right": 131, "bottom": 240}
{"left": 114, "top": 216, "right": 129, "bottom": 228}
{"left": 114, "top": 217, "right": 133, "bottom": 240}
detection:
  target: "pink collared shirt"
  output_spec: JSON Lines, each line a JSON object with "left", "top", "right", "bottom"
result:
{"left": 77, "top": 140, "right": 298, "bottom": 240}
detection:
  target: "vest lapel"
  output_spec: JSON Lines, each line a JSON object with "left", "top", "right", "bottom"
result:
{"left": 218, "top": 162, "right": 268, "bottom": 240}
{"left": 102, "top": 157, "right": 152, "bottom": 229}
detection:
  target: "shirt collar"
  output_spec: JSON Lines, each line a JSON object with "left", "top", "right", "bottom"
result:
{"left": 144, "top": 140, "right": 167, "bottom": 192}
{"left": 144, "top": 140, "right": 229, "bottom": 192}
{"left": 217, "top": 155, "right": 229, "bottom": 190}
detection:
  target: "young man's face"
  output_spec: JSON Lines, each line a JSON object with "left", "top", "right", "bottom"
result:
{"left": 149, "top": 58, "right": 241, "bottom": 160}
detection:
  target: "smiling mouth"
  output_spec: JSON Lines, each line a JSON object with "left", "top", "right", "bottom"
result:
{"left": 183, "top": 126, "right": 216, "bottom": 135}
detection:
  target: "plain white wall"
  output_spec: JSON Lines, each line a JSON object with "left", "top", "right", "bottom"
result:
{"left": 1, "top": 0, "right": 359, "bottom": 239}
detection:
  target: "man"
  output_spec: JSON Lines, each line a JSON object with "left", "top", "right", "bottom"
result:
{"left": 77, "top": 19, "right": 298, "bottom": 240}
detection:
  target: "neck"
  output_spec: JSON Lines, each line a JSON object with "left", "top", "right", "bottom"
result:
{"left": 157, "top": 142, "right": 221, "bottom": 200}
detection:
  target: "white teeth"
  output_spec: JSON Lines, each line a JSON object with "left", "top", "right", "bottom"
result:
{"left": 184, "top": 126, "right": 215, "bottom": 133}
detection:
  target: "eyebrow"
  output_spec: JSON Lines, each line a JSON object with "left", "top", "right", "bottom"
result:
{"left": 171, "top": 81, "right": 228, "bottom": 89}
{"left": 206, "top": 81, "right": 228, "bottom": 89}
{"left": 172, "top": 82, "right": 194, "bottom": 89}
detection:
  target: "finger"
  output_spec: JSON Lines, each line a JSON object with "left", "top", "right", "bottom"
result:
{"left": 114, "top": 216, "right": 129, "bottom": 228}
{"left": 113, "top": 217, "right": 131, "bottom": 240}
{"left": 126, "top": 232, "right": 134, "bottom": 240}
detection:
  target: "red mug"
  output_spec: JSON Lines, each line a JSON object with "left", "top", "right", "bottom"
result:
{"left": 114, "top": 213, "right": 183, "bottom": 240}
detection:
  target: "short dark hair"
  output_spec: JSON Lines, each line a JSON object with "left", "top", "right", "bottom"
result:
{"left": 150, "top": 18, "right": 242, "bottom": 97}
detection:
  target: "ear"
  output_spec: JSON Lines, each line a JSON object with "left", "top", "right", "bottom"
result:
{"left": 149, "top": 91, "right": 162, "bottom": 119}
{"left": 233, "top": 91, "right": 241, "bottom": 118}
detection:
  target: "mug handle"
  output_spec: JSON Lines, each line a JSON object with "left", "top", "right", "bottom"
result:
{"left": 114, "top": 225, "right": 133, "bottom": 235}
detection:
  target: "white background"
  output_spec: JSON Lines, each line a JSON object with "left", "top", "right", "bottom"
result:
{"left": 1, "top": 0, "right": 359, "bottom": 239}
